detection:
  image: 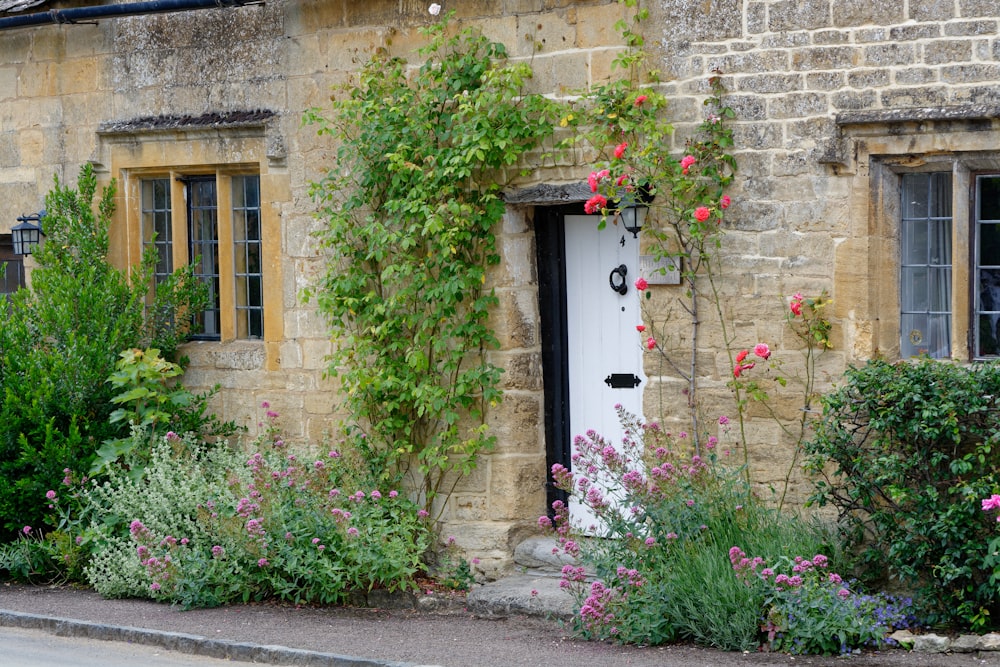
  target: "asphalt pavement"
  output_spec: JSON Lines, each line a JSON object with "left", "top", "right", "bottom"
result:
{"left": 6, "top": 579, "right": 1000, "bottom": 667}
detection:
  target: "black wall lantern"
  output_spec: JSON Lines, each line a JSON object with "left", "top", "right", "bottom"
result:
{"left": 616, "top": 185, "right": 655, "bottom": 238}
{"left": 12, "top": 210, "right": 44, "bottom": 256}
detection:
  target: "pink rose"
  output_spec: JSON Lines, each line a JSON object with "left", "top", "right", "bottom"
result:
{"left": 694, "top": 206, "right": 711, "bottom": 222}
{"left": 584, "top": 194, "right": 607, "bottom": 215}
{"left": 735, "top": 349, "right": 748, "bottom": 363}
{"left": 634, "top": 95, "right": 648, "bottom": 106}
{"left": 753, "top": 343, "right": 770, "bottom": 360}
{"left": 614, "top": 142, "right": 627, "bottom": 159}
{"left": 680, "top": 155, "right": 696, "bottom": 174}
{"left": 720, "top": 195, "right": 731, "bottom": 209}
{"left": 635, "top": 324, "right": 645, "bottom": 333}
{"left": 634, "top": 277, "right": 648, "bottom": 291}
{"left": 646, "top": 337, "right": 656, "bottom": 350}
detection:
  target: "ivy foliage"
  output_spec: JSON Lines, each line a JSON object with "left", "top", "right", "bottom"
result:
{"left": 0, "top": 164, "right": 207, "bottom": 539}
{"left": 305, "top": 14, "right": 561, "bottom": 508}
{"left": 805, "top": 358, "right": 1000, "bottom": 629}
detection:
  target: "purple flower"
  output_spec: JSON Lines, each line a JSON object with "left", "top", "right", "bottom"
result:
{"left": 211, "top": 545, "right": 224, "bottom": 558}
{"left": 150, "top": 582, "right": 161, "bottom": 592}
{"left": 257, "top": 558, "right": 269, "bottom": 567}
{"left": 347, "top": 527, "right": 359, "bottom": 537}
{"left": 371, "top": 490, "right": 382, "bottom": 499}
{"left": 45, "top": 490, "right": 56, "bottom": 500}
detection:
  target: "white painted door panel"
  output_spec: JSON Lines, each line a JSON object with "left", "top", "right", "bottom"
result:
{"left": 563, "top": 215, "right": 645, "bottom": 530}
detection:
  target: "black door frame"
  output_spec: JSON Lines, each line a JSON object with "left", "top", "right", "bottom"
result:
{"left": 534, "top": 203, "right": 585, "bottom": 512}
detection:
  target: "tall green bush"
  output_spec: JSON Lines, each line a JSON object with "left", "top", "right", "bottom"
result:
{"left": 0, "top": 164, "right": 206, "bottom": 539}
{"left": 805, "top": 358, "right": 1000, "bottom": 629}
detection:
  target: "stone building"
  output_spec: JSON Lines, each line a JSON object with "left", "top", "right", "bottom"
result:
{"left": 2, "top": 0, "right": 999, "bottom": 572}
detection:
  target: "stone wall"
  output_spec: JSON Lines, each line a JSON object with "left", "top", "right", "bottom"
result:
{"left": 2, "top": 0, "right": 999, "bottom": 571}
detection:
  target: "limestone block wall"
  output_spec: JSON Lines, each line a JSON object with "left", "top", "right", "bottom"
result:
{"left": 2, "top": 0, "right": 998, "bottom": 569}
{"left": 636, "top": 0, "right": 1000, "bottom": 501}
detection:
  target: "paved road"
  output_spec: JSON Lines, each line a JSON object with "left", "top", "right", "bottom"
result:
{"left": 4, "top": 584, "right": 1000, "bottom": 667}
{"left": 0, "top": 626, "right": 266, "bottom": 667}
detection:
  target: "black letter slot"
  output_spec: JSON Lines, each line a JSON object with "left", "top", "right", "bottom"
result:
{"left": 604, "top": 373, "right": 642, "bottom": 388}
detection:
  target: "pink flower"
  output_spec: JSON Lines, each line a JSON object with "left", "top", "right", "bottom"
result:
{"left": 260, "top": 401, "right": 270, "bottom": 409}
{"left": 645, "top": 537, "right": 656, "bottom": 546}
{"left": 720, "top": 195, "right": 731, "bottom": 209}
{"left": 634, "top": 94, "right": 648, "bottom": 106}
{"left": 21, "top": 525, "right": 31, "bottom": 535}
{"left": 418, "top": 509, "right": 429, "bottom": 518}
{"left": 587, "top": 171, "right": 599, "bottom": 193}
{"left": 837, "top": 588, "right": 851, "bottom": 599}
{"left": 634, "top": 277, "right": 648, "bottom": 291}
{"left": 614, "top": 142, "right": 628, "bottom": 159}
{"left": 680, "top": 155, "right": 696, "bottom": 174}
{"left": 790, "top": 300, "right": 802, "bottom": 316}
{"left": 753, "top": 343, "right": 770, "bottom": 360}
{"left": 635, "top": 324, "right": 645, "bottom": 333}
{"left": 735, "top": 349, "right": 748, "bottom": 363}
{"left": 347, "top": 527, "right": 359, "bottom": 537}
{"left": 389, "top": 490, "right": 398, "bottom": 498}
{"left": 718, "top": 415, "right": 729, "bottom": 425}
{"left": 257, "top": 558, "right": 269, "bottom": 567}
{"left": 983, "top": 495, "right": 1000, "bottom": 511}
{"left": 371, "top": 490, "right": 382, "bottom": 499}
{"left": 646, "top": 337, "right": 656, "bottom": 350}
{"left": 616, "top": 173, "right": 630, "bottom": 186}
{"left": 584, "top": 194, "right": 607, "bottom": 214}
{"left": 45, "top": 490, "right": 56, "bottom": 500}
{"left": 693, "top": 206, "right": 711, "bottom": 222}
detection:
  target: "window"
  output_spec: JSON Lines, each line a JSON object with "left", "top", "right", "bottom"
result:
{"left": 899, "top": 170, "right": 1000, "bottom": 360}
{"left": 976, "top": 175, "right": 1000, "bottom": 357}
{"left": 900, "top": 173, "right": 952, "bottom": 358}
{"left": 139, "top": 172, "right": 264, "bottom": 341}
{"left": 0, "top": 234, "right": 25, "bottom": 300}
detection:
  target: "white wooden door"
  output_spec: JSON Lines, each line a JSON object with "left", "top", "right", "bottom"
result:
{"left": 563, "top": 214, "right": 645, "bottom": 530}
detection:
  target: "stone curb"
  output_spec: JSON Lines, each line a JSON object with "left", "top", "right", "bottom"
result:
{"left": 889, "top": 629, "right": 1000, "bottom": 654}
{"left": 0, "top": 610, "right": 442, "bottom": 667}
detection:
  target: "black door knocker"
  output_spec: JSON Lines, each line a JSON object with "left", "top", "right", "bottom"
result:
{"left": 609, "top": 264, "right": 628, "bottom": 295}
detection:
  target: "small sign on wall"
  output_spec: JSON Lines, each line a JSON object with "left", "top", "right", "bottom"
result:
{"left": 640, "top": 255, "right": 681, "bottom": 285}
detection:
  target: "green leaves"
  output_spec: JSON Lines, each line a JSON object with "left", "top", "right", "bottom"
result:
{"left": 307, "top": 20, "right": 558, "bottom": 512}
{"left": 805, "top": 358, "right": 1000, "bottom": 628}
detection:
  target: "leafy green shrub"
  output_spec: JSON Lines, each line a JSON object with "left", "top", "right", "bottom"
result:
{"left": 545, "top": 407, "right": 835, "bottom": 650}
{"left": 805, "top": 358, "right": 1000, "bottom": 630}
{"left": 0, "top": 165, "right": 207, "bottom": 539}
{"left": 84, "top": 408, "right": 430, "bottom": 608}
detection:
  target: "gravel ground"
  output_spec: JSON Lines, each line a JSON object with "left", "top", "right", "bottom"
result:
{"left": 2, "top": 582, "right": 1000, "bottom": 667}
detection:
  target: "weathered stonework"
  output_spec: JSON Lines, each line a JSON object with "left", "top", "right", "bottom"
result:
{"left": 4, "top": 0, "right": 1000, "bottom": 569}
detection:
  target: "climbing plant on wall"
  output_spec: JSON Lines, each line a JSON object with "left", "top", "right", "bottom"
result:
{"left": 305, "top": 12, "right": 561, "bottom": 513}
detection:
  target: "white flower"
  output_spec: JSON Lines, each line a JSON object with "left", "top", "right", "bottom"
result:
{"left": 428, "top": 3, "right": 441, "bottom": 15}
